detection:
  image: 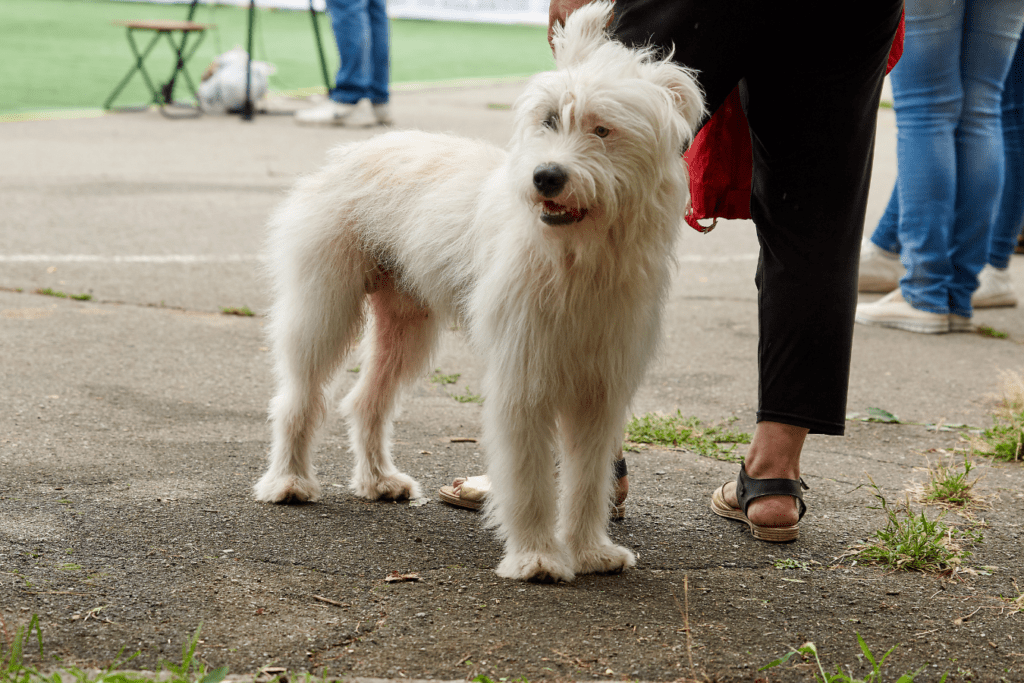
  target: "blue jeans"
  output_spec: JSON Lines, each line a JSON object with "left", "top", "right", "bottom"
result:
{"left": 991, "top": 34, "right": 1024, "bottom": 268}
{"left": 874, "top": 17, "right": 1024, "bottom": 271}
{"left": 869, "top": 0, "right": 1024, "bottom": 317}
{"left": 326, "top": 0, "right": 389, "bottom": 105}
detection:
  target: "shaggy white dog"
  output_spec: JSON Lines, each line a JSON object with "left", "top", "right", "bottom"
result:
{"left": 254, "top": 1, "right": 704, "bottom": 582}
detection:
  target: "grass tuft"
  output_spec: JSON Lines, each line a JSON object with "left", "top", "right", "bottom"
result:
{"left": 451, "top": 386, "right": 483, "bottom": 404}
{"left": 1004, "top": 579, "right": 1024, "bottom": 614}
{"left": 624, "top": 411, "right": 750, "bottom": 461}
{"left": 430, "top": 370, "right": 461, "bottom": 385}
{"left": 976, "top": 325, "right": 1009, "bottom": 339}
{"left": 919, "top": 454, "right": 982, "bottom": 508}
{"left": 219, "top": 306, "right": 254, "bottom": 317}
{"left": 974, "top": 370, "right": 1024, "bottom": 462}
{"left": 773, "top": 557, "right": 814, "bottom": 571}
{"left": 848, "top": 481, "right": 980, "bottom": 574}
{"left": 34, "top": 288, "right": 91, "bottom": 300}
{"left": 760, "top": 634, "right": 945, "bottom": 682}
{"left": 0, "top": 617, "right": 228, "bottom": 683}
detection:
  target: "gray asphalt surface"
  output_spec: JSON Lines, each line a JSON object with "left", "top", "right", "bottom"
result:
{"left": 2, "top": 83, "right": 1023, "bottom": 682}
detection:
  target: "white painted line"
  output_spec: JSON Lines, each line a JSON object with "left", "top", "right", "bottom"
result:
{"left": 0, "top": 254, "right": 262, "bottom": 264}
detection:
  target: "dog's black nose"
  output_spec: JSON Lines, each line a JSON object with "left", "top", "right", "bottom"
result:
{"left": 533, "top": 163, "right": 568, "bottom": 198}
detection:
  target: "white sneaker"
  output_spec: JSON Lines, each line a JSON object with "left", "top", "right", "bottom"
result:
{"left": 858, "top": 241, "right": 906, "bottom": 293}
{"left": 295, "top": 100, "right": 357, "bottom": 126}
{"left": 972, "top": 264, "right": 1017, "bottom": 308}
{"left": 949, "top": 314, "right": 973, "bottom": 332}
{"left": 372, "top": 103, "right": 393, "bottom": 126}
{"left": 855, "top": 289, "right": 949, "bottom": 334}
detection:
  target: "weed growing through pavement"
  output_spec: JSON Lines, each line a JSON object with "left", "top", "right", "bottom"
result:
{"left": 624, "top": 411, "right": 750, "bottom": 461}
{"left": 1002, "top": 579, "right": 1024, "bottom": 613}
{"left": 34, "top": 288, "right": 91, "bottom": 301}
{"left": 919, "top": 453, "right": 983, "bottom": 508}
{"left": 452, "top": 386, "right": 483, "bottom": 403}
{"left": 773, "top": 557, "right": 815, "bottom": 571}
{"left": 846, "top": 481, "right": 980, "bottom": 574}
{"left": 973, "top": 370, "right": 1024, "bottom": 462}
{"left": 219, "top": 306, "right": 254, "bottom": 317}
{"left": 976, "top": 325, "right": 1009, "bottom": 339}
{"left": 430, "top": 370, "right": 461, "bottom": 385}
{"left": 0, "top": 615, "right": 229, "bottom": 683}
{"left": 760, "top": 634, "right": 947, "bottom": 682}
{"left": 427, "top": 369, "right": 481, "bottom": 403}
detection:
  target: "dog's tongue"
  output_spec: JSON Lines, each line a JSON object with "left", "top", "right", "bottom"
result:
{"left": 543, "top": 201, "right": 587, "bottom": 222}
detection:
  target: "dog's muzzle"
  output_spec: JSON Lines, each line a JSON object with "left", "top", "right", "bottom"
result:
{"left": 533, "top": 163, "right": 588, "bottom": 225}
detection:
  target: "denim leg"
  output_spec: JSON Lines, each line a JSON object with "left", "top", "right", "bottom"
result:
{"left": 947, "top": 0, "right": 1024, "bottom": 316}
{"left": 890, "top": 0, "right": 966, "bottom": 316}
{"left": 990, "top": 34, "right": 1024, "bottom": 270}
{"left": 870, "top": 184, "right": 901, "bottom": 254}
{"left": 367, "top": 0, "right": 390, "bottom": 105}
{"left": 326, "top": 0, "right": 377, "bottom": 104}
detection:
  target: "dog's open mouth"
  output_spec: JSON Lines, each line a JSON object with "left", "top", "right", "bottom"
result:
{"left": 540, "top": 201, "right": 589, "bottom": 225}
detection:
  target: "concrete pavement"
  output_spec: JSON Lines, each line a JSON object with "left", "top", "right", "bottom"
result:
{"left": 2, "top": 82, "right": 1023, "bottom": 682}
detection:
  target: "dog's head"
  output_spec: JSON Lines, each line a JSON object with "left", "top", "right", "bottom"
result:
{"left": 511, "top": 1, "right": 704, "bottom": 236}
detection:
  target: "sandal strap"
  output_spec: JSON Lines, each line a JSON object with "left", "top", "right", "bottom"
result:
{"left": 735, "top": 463, "right": 809, "bottom": 521}
{"left": 613, "top": 457, "right": 628, "bottom": 479}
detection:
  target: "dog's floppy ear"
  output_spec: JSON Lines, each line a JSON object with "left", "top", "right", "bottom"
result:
{"left": 551, "top": 1, "right": 615, "bottom": 69}
{"left": 649, "top": 61, "right": 706, "bottom": 144}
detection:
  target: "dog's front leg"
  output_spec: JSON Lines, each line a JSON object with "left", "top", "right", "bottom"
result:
{"left": 483, "top": 386, "right": 575, "bottom": 583}
{"left": 558, "top": 399, "right": 636, "bottom": 576}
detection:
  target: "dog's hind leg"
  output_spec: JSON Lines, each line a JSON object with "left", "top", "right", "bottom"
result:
{"left": 485, "top": 385, "right": 575, "bottom": 583}
{"left": 558, "top": 393, "right": 636, "bottom": 576}
{"left": 341, "top": 273, "right": 436, "bottom": 500}
{"left": 254, "top": 239, "right": 368, "bottom": 504}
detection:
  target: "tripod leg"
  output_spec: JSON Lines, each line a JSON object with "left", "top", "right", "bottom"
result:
{"left": 310, "top": 0, "right": 332, "bottom": 93}
{"left": 242, "top": 0, "right": 256, "bottom": 120}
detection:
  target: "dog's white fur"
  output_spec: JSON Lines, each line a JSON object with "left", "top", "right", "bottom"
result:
{"left": 254, "top": 2, "right": 704, "bottom": 582}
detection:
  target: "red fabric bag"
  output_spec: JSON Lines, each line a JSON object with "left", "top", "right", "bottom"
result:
{"left": 682, "top": 12, "right": 905, "bottom": 232}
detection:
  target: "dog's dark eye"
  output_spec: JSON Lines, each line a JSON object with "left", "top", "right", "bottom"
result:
{"left": 542, "top": 113, "right": 558, "bottom": 130}
{"left": 594, "top": 126, "right": 610, "bottom": 138}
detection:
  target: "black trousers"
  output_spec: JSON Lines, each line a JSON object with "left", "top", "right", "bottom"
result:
{"left": 614, "top": 0, "right": 904, "bottom": 435}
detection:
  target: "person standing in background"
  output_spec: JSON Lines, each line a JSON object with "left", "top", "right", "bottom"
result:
{"left": 296, "top": 0, "right": 392, "bottom": 126}
{"left": 856, "top": 0, "right": 1024, "bottom": 332}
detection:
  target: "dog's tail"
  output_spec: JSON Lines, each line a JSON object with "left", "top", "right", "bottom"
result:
{"left": 550, "top": 0, "right": 615, "bottom": 69}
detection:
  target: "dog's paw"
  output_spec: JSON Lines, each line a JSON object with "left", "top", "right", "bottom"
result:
{"left": 496, "top": 551, "right": 576, "bottom": 583}
{"left": 253, "top": 473, "right": 322, "bottom": 503}
{"left": 573, "top": 543, "right": 636, "bottom": 576}
{"left": 349, "top": 472, "right": 422, "bottom": 501}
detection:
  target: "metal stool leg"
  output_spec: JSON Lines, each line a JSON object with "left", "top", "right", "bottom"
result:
{"left": 309, "top": 0, "right": 332, "bottom": 93}
{"left": 160, "top": 28, "right": 207, "bottom": 105}
{"left": 104, "top": 29, "right": 163, "bottom": 109}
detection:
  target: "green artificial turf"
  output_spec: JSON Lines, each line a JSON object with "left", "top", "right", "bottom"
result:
{"left": 0, "top": 0, "right": 553, "bottom": 114}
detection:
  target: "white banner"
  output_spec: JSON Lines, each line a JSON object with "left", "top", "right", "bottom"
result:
{"left": 121, "top": 0, "right": 548, "bottom": 25}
